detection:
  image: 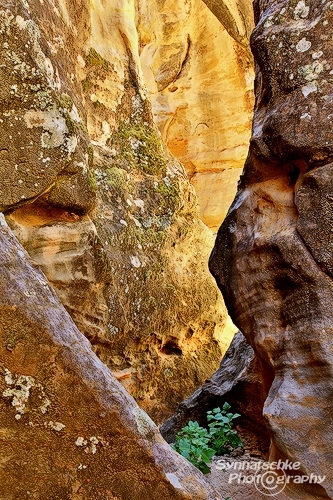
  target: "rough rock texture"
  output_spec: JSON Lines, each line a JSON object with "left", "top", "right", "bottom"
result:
{"left": 0, "top": 7, "right": 96, "bottom": 213}
{"left": 0, "top": 216, "right": 222, "bottom": 500}
{"left": 160, "top": 331, "right": 270, "bottom": 457}
{"left": 0, "top": 0, "right": 236, "bottom": 425}
{"left": 138, "top": 0, "right": 254, "bottom": 230}
{"left": 210, "top": 1, "right": 333, "bottom": 498}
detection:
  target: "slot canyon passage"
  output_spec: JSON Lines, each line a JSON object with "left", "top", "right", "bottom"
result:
{"left": 0, "top": 0, "right": 333, "bottom": 499}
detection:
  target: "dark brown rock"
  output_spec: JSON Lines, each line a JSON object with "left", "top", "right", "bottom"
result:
{"left": 209, "top": 1, "right": 333, "bottom": 498}
{"left": 296, "top": 163, "right": 333, "bottom": 278}
{"left": 160, "top": 331, "right": 270, "bottom": 456}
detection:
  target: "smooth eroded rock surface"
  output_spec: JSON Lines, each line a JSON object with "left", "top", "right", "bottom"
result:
{"left": 0, "top": 216, "right": 222, "bottom": 500}
{"left": 138, "top": 0, "right": 254, "bottom": 230}
{"left": 210, "top": 1, "right": 333, "bottom": 498}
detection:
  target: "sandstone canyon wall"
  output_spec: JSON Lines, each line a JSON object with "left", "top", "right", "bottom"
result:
{"left": 139, "top": 0, "right": 254, "bottom": 230}
{"left": 0, "top": 0, "right": 258, "bottom": 497}
{"left": 0, "top": 215, "right": 221, "bottom": 499}
{"left": 210, "top": 1, "right": 333, "bottom": 498}
{"left": 0, "top": 0, "right": 252, "bottom": 427}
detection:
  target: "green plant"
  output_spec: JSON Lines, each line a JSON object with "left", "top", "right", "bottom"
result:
{"left": 106, "top": 166, "right": 128, "bottom": 190}
{"left": 58, "top": 93, "right": 73, "bottom": 111}
{"left": 174, "top": 421, "right": 216, "bottom": 474}
{"left": 108, "top": 121, "right": 167, "bottom": 176}
{"left": 82, "top": 78, "right": 93, "bottom": 91}
{"left": 155, "top": 180, "right": 180, "bottom": 211}
{"left": 173, "top": 404, "right": 242, "bottom": 474}
{"left": 87, "top": 169, "right": 98, "bottom": 192}
{"left": 207, "top": 403, "right": 242, "bottom": 455}
{"left": 87, "top": 145, "right": 94, "bottom": 167}
{"left": 85, "top": 48, "right": 110, "bottom": 71}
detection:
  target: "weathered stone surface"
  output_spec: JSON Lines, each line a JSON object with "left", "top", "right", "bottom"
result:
{"left": 0, "top": 4, "right": 96, "bottom": 213}
{"left": 0, "top": 216, "right": 222, "bottom": 500}
{"left": 210, "top": 1, "right": 333, "bottom": 498}
{"left": 1, "top": 0, "right": 235, "bottom": 425}
{"left": 190, "top": 169, "right": 244, "bottom": 231}
{"left": 138, "top": 0, "right": 254, "bottom": 230}
{"left": 201, "top": 0, "right": 253, "bottom": 50}
{"left": 296, "top": 163, "right": 333, "bottom": 278}
{"left": 6, "top": 202, "right": 110, "bottom": 343}
{"left": 160, "top": 331, "right": 270, "bottom": 456}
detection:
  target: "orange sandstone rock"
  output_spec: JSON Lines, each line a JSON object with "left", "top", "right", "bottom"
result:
{"left": 0, "top": 216, "right": 221, "bottom": 500}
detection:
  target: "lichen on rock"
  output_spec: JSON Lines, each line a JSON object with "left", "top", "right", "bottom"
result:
{"left": 0, "top": 219, "right": 221, "bottom": 499}
{"left": 1, "top": 0, "right": 236, "bottom": 427}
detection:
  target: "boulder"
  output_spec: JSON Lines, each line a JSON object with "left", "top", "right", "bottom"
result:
{"left": 0, "top": 215, "right": 221, "bottom": 500}
{"left": 209, "top": 1, "right": 333, "bottom": 498}
{"left": 1, "top": 0, "right": 235, "bottom": 424}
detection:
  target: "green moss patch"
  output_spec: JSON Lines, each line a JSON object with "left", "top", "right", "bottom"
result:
{"left": 108, "top": 121, "right": 167, "bottom": 176}
{"left": 84, "top": 48, "right": 110, "bottom": 71}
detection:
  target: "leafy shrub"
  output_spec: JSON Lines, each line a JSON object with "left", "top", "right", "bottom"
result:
{"left": 174, "top": 421, "right": 216, "bottom": 474}
{"left": 173, "top": 403, "right": 242, "bottom": 474}
{"left": 207, "top": 404, "right": 242, "bottom": 455}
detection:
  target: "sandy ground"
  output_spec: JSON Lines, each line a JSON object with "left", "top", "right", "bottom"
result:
{"left": 206, "top": 455, "right": 324, "bottom": 500}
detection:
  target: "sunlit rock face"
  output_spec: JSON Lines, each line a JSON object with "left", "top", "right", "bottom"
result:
{"left": 1, "top": 0, "right": 236, "bottom": 425}
{"left": 210, "top": 1, "right": 333, "bottom": 498}
{"left": 139, "top": 0, "right": 254, "bottom": 230}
